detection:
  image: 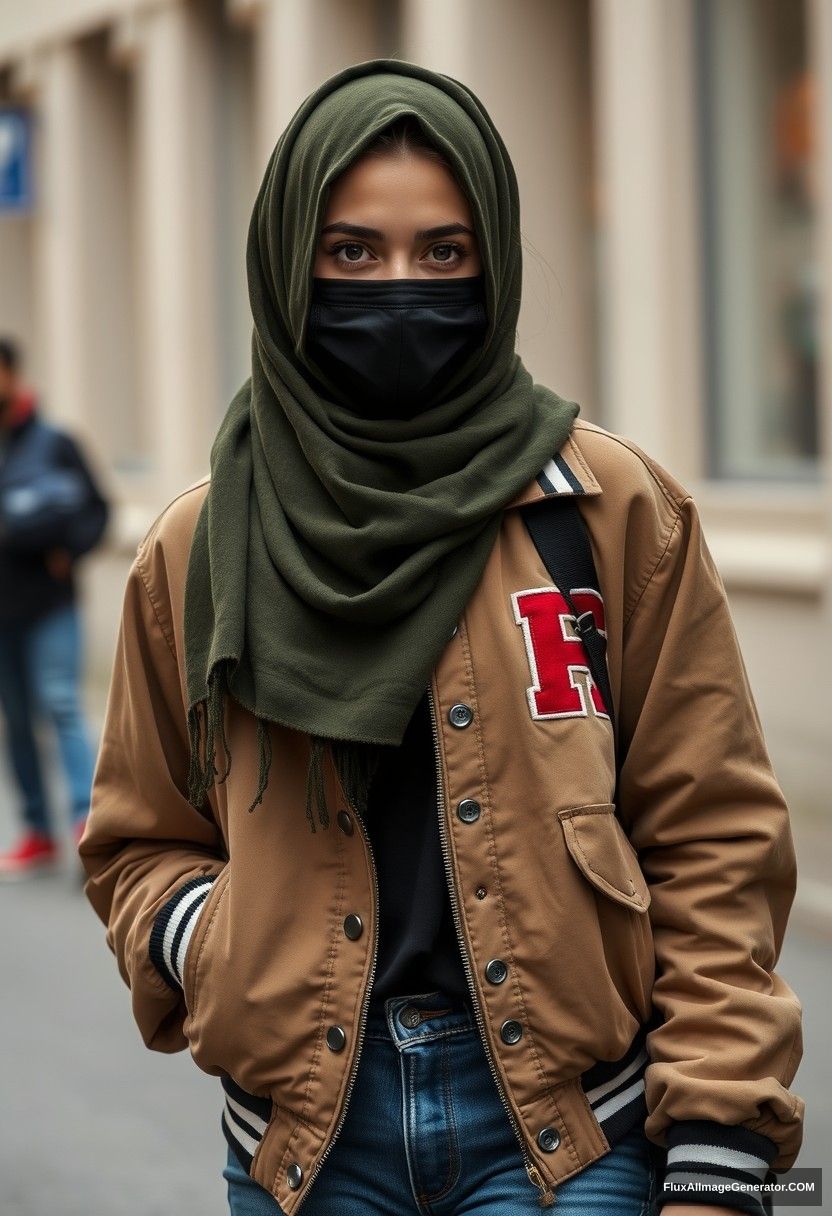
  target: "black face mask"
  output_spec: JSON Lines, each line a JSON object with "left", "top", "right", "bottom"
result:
{"left": 304, "top": 273, "right": 488, "bottom": 419}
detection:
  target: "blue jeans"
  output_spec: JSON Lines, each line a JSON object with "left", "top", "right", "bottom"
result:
{"left": 0, "top": 601, "right": 96, "bottom": 834}
{"left": 224, "top": 989, "right": 658, "bottom": 1215}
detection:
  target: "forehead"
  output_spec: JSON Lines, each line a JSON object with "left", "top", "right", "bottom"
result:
{"left": 321, "top": 152, "right": 475, "bottom": 227}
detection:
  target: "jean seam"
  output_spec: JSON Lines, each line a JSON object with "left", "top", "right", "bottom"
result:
{"left": 415, "top": 1035, "right": 462, "bottom": 1207}
{"left": 401, "top": 1050, "right": 423, "bottom": 1212}
{"left": 639, "top": 1148, "right": 659, "bottom": 1216}
{"left": 395, "top": 1023, "right": 475, "bottom": 1049}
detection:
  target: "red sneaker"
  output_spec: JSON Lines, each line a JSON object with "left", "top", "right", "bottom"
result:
{"left": 0, "top": 830, "right": 60, "bottom": 878}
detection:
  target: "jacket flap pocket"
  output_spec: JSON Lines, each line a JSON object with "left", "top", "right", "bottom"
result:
{"left": 557, "top": 803, "right": 651, "bottom": 912}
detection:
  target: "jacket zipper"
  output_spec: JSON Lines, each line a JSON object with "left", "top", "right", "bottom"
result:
{"left": 293, "top": 788, "right": 380, "bottom": 1211}
{"left": 426, "top": 680, "right": 556, "bottom": 1208}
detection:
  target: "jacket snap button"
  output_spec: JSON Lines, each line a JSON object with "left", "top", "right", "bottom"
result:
{"left": 448, "top": 703, "right": 474, "bottom": 728}
{"left": 457, "top": 799, "right": 481, "bottom": 823}
{"left": 500, "top": 1018, "right": 523, "bottom": 1045}
{"left": 337, "top": 810, "right": 354, "bottom": 836}
{"left": 450, "top": 623, "right": 459, "bottom": 638}
{"left": 287, "top": 1162, "right": 303, "bottom": 1190}
{"left": 343, "top": 914, "right": 363, "bottom": 940}
{"left": 537, "top": 1127, "right": 561, "bottom": 1153}
{"left": 485, "top": 958, "right": 508, "bottom": 984}
{"left": 326, "top": 1025, "right": 347, "bottom": 1052}
{"left": 399, "top": 1005, "right": 422, "bottom": 1028}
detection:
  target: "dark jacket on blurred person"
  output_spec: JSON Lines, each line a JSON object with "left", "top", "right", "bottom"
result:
{"left": 0, "top": 390, "right": 110, "bottom": 624}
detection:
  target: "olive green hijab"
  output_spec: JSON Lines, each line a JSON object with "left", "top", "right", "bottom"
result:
{"left": 183, "top": 57, "right": 580, "bottom": 832}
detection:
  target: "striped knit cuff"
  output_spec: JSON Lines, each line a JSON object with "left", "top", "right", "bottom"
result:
{"left": 655, "top": 1119, "right": 778, "bottom": 1215}
{"left": 148, "top": 875, "right": 217, "bottom": 991}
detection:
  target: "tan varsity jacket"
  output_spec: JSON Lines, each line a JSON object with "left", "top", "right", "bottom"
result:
{"left": 79, "top": 418, "right": 804, "bottom": 1213}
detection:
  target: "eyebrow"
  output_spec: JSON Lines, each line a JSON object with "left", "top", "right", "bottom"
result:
{"left": 319, "top": 221, "right": 475, "bottom": 241}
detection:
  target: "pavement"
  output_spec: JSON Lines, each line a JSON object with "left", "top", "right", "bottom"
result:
{"left": 0, "top": 682, "right": 828, "bottom": 1214}
{"left": 0, "top": 699, "right": 227, "bottom": 1216}
{"left": 2, "top": 865, "right": 227, "bottom": 1216}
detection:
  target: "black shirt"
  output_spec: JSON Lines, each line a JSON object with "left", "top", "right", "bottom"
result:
{"left": 360, "top": 687, "right": 471, "bottom": 1007}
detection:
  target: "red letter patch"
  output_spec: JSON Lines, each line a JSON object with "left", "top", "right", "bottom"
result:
{"left": 511, "top": 585, "right": 609, "bottom": 721}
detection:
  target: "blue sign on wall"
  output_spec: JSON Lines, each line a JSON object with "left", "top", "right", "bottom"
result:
{"left": 0, "top": 107, "right": 32, "bottom": 212}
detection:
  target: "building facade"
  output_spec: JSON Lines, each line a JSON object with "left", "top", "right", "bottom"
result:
{"left": 0, "top": 0, "right": 829, "bottom": 814}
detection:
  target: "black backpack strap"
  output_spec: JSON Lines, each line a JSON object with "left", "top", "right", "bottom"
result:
{"left": 519, "top": 495, "right": 618, "bottom": 786}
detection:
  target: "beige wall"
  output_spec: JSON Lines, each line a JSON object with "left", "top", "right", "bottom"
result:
{"left": 0, "top": 0, "right": 150, "bottom": 62}
{"left": 405, "top": 0, "right": 598, "bottom": 414}
{"left": 0, "top": 0, "right": 829, "bottom": 814}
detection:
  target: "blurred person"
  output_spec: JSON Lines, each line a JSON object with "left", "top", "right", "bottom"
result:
{"left": 80, "top": 60, "right": 802, "bottom": 1216}
{"left": 0, "top": 337, "right": 109, "bottom": 876}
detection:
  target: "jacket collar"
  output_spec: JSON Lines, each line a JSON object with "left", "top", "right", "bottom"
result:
{"left": 503, "top": 430, "right": 602, "bottom": 510}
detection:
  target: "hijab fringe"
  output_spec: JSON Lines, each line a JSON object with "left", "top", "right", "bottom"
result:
{"left": 187, "top": 666, "right": 386, "bottom": 834}
{"left": 186, "top": 664, "right": 233, "bottom": 811}
{"left": 329, "top": 738, "right": 385, "bottom": 828}
{"left": 247, "top": 715, "right": 273, "bottom": 814}
{"left": 305, "top": 737, "right": 329, "bottom": 833}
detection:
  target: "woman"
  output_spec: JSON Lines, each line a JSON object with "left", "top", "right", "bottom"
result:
{"left": 79, "top": 59, "right": 803, "bottom": 1216}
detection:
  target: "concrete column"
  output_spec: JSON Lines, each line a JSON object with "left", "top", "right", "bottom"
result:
{"left": 400, "top": 0, "right": 477, "bottom": 80}
{"left": 132, "top": 0, "right": 221, "bottom": 500}
{"left": 31, "top": 34, "right": 142, "bottom": 470}
{"left": 403, "top": 0, "right": 597, "bottom": 419}
{"left": 253, "top": 0, "right": 379, "bottom": 172}
{"left": 591, "top": 0, "right": 679, "bottom": 461}
{"left": 33, "top": 43, "right": 87, "bottom": 430}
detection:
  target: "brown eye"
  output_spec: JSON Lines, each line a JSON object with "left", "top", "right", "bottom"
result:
{"left": 427, "top": 242, "right": 469, "bottom": 270}
{"left": 327, "top": 241, "right": 372, "bottom": 269}
{"left": 325, "top": 240, "right": 377, "bottom": 272}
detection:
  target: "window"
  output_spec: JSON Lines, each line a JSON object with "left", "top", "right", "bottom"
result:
{"left": 695, "top": 0, "right": 819, "bottom": 480}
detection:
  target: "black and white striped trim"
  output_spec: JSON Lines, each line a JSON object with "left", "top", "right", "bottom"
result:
{"left": 580, "top": 1017, "right": 651, "bottom": 1144}
{"left": 148, "top": 874, "right": 217, "bottom": 991}
{"left": 220, "top": 1074, "right": 273, "bottom": 1173}
{"left": 656, "top": 1119, "right": 778, "bottom": 1215}
{"left": 536, "top": 452, "right": 585, "bottom": 495}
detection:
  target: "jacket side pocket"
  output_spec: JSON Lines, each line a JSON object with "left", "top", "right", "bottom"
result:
{"left": 181, "top": 862, "right": 232, "bottom": 1014}
{"left": 148, "top": 872, "right": 221, "bottom": 993}
{"left": 557, "top": 802, "right": 651, "bottom": 912}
